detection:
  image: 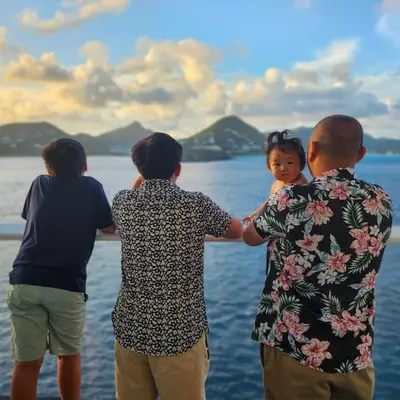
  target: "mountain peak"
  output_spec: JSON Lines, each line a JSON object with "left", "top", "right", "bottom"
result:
{"left": 185, "top": 114, "right": 266, "bottom": 155}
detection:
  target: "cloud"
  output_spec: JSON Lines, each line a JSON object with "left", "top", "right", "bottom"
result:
{"left": 376, "top": 0, "right": 400, "bottom": 47}
{"left": 19, "top": 0, "right": 131, "bottom": 33}
{"left": 292, "top": 0, "right": 312, "bottom": 10}
{"left": 378, "top": 0, "right": 400, "bottom": 12}
{"left": 0, "top": 35, "right": 399, "bottom": 138}
{"left": 376, "top": 12, "right": 400, "bottom": 47}
{"left": 3, "top": 53, "right": 73, "bottom": 82}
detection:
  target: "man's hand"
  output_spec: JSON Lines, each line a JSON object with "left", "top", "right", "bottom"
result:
{"left": 132, "top": 175, "right": 144, "bottom": 189}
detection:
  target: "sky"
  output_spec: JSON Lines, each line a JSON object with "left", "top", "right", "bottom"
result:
{"left": 0, "top": 0, "right": 399, "bottom": 138}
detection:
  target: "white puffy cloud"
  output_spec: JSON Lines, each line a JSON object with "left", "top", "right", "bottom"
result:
{"left": 19, "top": 0, "right": 131, "bottom": 33}
{"left": 3, "top": 53, "right": 73, "bottom": 82}
{"left": 0, "top": 35, "right": 399, "bottom": 138}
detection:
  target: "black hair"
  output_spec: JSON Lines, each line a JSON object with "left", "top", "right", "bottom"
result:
{"left": 41, "top": 138, "right": 86, "bottom": 178}
{"left": 265, "top": 130, "right": 306, "bottom": 171}
{"left": 131, "top": 132, "right": 183, "bottom": 179}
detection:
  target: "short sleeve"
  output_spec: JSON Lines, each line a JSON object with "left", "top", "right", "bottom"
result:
{"left": 253, "top": 187, "right": 291, "bottom": 241}
{"left": 202, "top": 194, "right": 231, "bottom": 237}
{"left": 21, "top": 180, "right": 36, "bottom": 220}
{"left": 94, "top": 182, "right": 113, "bottom": 229}
{"left": 111, "top": 190, "right": 127, "bottom": 227}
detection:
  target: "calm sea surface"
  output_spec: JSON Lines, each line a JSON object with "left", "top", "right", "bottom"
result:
{"left": 0, "top": 155, "right": 399, "bottom": 399}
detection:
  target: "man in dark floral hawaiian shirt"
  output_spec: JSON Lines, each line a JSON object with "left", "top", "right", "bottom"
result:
{"left": 243, "top": 115, "right": 393, "bottom": 400}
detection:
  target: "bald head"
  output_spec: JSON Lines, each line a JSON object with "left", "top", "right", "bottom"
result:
{"left": 310, "top": 115, "right": 364, "bottom": 162}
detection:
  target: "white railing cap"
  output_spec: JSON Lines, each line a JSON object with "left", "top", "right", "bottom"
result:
{"left": 0, "top": 221, "right": 399, "bottom": 243}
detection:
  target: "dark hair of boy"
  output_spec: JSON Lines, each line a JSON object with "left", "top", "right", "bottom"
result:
{"left": 41, "top": 138, "right": 87, "bottom": 179}
{"left": 131, "top": 132, "right": 183, "bottom": 179}
{"left": 265, "top": 130, "right": 306, "bottom": 171}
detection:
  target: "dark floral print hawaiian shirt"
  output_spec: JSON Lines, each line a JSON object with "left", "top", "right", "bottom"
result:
{"left": 252, "top": 168, "right": 393, "bottom": 373}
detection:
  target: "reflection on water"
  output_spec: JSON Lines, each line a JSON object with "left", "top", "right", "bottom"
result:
{"left": 0, "top": 155, "right": 399, "bottom": 399}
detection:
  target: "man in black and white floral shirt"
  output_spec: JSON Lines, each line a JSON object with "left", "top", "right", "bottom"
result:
{"left": 243, "top": 115, "right": 393, "bottom": 400}
{"left": 111, "top": 132, "right": 243, "bottom": 400}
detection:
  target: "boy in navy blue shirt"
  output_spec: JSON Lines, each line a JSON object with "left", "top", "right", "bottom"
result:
{"left": 7, "top": 138, "right": 115, "bottom": 400}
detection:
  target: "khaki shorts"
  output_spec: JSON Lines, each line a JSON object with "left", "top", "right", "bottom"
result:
{"left": 7, "top": 284, "right": 86, "bottom": 362}
{"left": 115, "top": 331, "right": 210, "bottom": 400}
{"left": 261, "top": 344, "right": 374, "bottom": 400}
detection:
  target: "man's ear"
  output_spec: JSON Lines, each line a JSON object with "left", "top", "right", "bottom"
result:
{"left": 174, "top": 163, "right": 182, "bottom": 178}
{"left": 357, "top": 146, "right": 367, "bottom": 163}
{"left": 307, "top": 141, "right": 317, "bottom": 163}
{"left": 83, "top": 162, "right": 88, "bottom": 173}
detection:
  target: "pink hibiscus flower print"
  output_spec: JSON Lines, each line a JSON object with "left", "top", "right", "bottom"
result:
{"left": 274, "top": 320, "right": 288, "bottom": 342}
{"left": 354, "top": 350, "right": 371, "bottom": 369}
{"left": 326, "top": 252, "right": 351, "bottom": 273}
{"left": 342, "top": 311, "right": 367, "bottom": 336}
{"left": 296, "top": 235, "right": 324, "bottom": 252}
{"left": 305, "top": 201, "right": 333, "bottom": 225}
{"left": 362, "top": 198, "right": 384, "bottom": 215}
{"left": 279, "top": 256, "right": 305, "bottom": 290}
{"left": 350, "top": 227, "right": 371, "bottom": 255}
{"left": 329, "top": 182, "right": 350, "bottom": 200}
{"left": 300, "top": 357, "right": 324, "bottom": 370}
{"left": 375, "top": 188, "right": 389, "bottom": 202}
{"left": 369, "top": 234, "right": 384, "bottom": 257}
{"left": 277, "top": 191, "right": 290, "bottom": 211}
{"left": 282, "top": 311, "right": 310, "bottom": 341}
{"left": 301, "top": 339, "right": 332, "bottom": 366}
{"left": 361, "top": 271, "right": 377, "bottom": 293}
{"left": 355, "top": 335, "right": 373, "bottom": 369}
{"left": 320, "top": 169, "right": 340, "bottom": 177}
{"left": 330, "top": 315, "right": 348, "bottom": 337}
{"left": 358, "top": 334, "right": 373, "bottom": 349}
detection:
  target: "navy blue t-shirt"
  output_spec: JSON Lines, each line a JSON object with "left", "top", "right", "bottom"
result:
{"left": 9, "top": 174, "right": 113, "bottom": 293}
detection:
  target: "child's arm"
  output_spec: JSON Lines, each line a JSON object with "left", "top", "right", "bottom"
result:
{"left": 132, "top": 175, "right": 144, "bottom": 189}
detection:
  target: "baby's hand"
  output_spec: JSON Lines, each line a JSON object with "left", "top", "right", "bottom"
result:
{"left": 242, "top": 201, "right": 267, "bottom": 224}
{"left": 242, "top": 212, "right": 257, "bottom": 224}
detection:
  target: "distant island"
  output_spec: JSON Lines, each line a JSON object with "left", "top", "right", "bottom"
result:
{"left": 1, "top": 115, "right": 400, "bottom": 162}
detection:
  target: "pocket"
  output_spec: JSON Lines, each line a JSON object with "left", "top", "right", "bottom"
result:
{"left": 6, "top": 285, "right": 18, "bottom": 309}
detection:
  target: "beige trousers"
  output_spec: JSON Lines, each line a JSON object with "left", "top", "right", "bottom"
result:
{"left": 115, "top": 332, "right": 210, "bottom": 400}
{"left": 261, "top": 344, "right": 375, "bottom": 400}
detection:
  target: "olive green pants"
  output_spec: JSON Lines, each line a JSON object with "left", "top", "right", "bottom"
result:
{"left": 261, "top": 345, "right": 374, "bottom": 400}
{"left": 7, "top": 284, "right": 86, "bottom": 362}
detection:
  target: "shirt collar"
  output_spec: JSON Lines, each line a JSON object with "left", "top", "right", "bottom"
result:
{"left": 140, "top": 179, "right": 177, "bottom": 190}
{"left": 314, "top": 167, "right": 356, "bottom": 181}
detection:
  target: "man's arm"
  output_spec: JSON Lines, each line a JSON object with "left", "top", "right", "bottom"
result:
{"left": 203, "top": 195, "right": 243, "bottom": 239}
{"left": 243, "top": 188, "right": 291, "bottom": 246}
{"left": 224, "top": 216, "right": 243, "bottom": 239}
{"left": 95, "top": 183, "right": 115, "bottom": 233}
{"left": 132, "top": 175, "right": 144, "bottom": 189}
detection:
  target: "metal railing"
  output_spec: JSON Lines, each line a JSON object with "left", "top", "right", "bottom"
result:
{"left": 0, "top": 221, "right": 399, "bottom": 243}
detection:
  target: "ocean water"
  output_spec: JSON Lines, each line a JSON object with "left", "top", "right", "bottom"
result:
{"left": 0, "top": 155, "right": 399, "bottom": 400}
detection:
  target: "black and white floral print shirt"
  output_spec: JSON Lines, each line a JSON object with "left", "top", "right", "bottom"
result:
{"left": 253, "top": 168, "right": 393, "bottom": 373}
{"left": 111, "top": 179, "right": 231, "bottom": 356}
